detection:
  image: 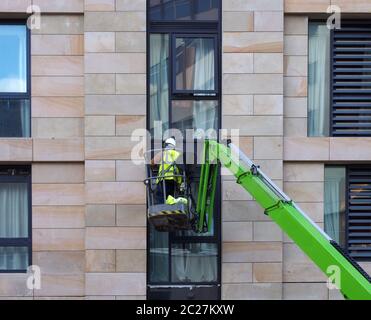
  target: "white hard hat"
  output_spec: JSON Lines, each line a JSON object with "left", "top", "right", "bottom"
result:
{"left": 165, "top": 137, "right": 176, "bottom": 147}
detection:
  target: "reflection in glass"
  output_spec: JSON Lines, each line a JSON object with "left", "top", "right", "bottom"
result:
{"left": 0, "top": 25, "right": 27, "bottom": 93}
{"left": 150, "top": 34, "right": 170, "bottom": 139}
{"left": 149, "top": 225, "right": 169, "bottom": 282}
{"left": 175, "top": 37, "right": 215, "bottom": 92}
{"left": 0, "top": 182, "right": 29, "bottom": 238}
{"left": 324, "top": 166, "right": 346, "bottom": 246}
{"left": 150, "top": 0, "right": 220, "bottom": 21}
{"left": 0, "top": 247, "right": 28, "bottom": 271}
{"left": 0, "top": 99, "right": 30, "bottom": 137}
{"left": 172, "top": 100, "right": 218, "bottom": 138}
{"left": 171, "top": 243, "right": 217, "bottom": 282}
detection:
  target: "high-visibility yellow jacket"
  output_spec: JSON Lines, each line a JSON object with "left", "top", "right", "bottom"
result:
{"left": 166, "top": 195, "right": 188, "bottom": 205}
{"left": 156, "top": 148, "right": 182, "bottom": 185}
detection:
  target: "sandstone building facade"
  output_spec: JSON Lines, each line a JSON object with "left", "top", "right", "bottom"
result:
{"left": 0, "top": 0, "right": 370, "bottom": 300}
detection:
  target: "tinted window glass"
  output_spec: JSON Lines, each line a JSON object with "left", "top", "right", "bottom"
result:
{"left": 0, "top": 99, "right": 30, "bottom": 137}
{"left": 0, "top": 25, "right": 27, "bottom": 93}
{"left": 175, "top": 37, "right": 215, "bottom": 92}
{"left": 324, "top": 166, "right": 346, "bottom": 247}
{"left": 0, "top": 182, "right": 29, "bottom": 238}
{"left": 150, "top": 34, "right": 170, "bottom": 139}
{"left": 0, "top": 247, "right": 28, "bottom": 271}
{"left": 171, "top": 243, "right": 218, "bottom": 282}
{"left": 172, "top": 100, "right": 218, "bottom": 137}
{"left": 150, "top": 0, "right": 219, "bottom": 21}
{"left": 0, "top": 167, "right": 31, "bottom": 272}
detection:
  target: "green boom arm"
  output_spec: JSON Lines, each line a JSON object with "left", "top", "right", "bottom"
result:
{"left": 197, "top": 140, "right": 371, "bottom": 300}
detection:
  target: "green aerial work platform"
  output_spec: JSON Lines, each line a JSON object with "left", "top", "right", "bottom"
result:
{"left": 146, "top": 140, "right": 371, "bottom": 300}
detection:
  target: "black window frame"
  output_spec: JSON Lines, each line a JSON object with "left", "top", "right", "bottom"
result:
{"left": 0, "top": 166, "right": 32, "bottom": 273}
{"left": 345, "top": 165, "right": 371, "bottom": 261}
{"left": 0, "top": 19, "right": 31, "bottom": 138}
{"left": 172, "top": 33, "right": 219, "bottom": 96}
{"left": 147, "top": 0, "right": 222, "bottom": 296}
{"left": 308, "top": 19, "right": 371, "bottom": 137}
{"left": 325, "top": 164, "right": 371, "bottom": 262}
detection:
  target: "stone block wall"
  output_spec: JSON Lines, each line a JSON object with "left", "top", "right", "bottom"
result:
{"left": 222, "top": 0, "right": 284, "bottom": 300}
{"left": 84, "top": 0, "right": 147, "bottom": 300}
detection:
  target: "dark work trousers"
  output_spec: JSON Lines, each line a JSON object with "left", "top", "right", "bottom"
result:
{"left": 155, "top": 180, "right": 177, "bottom": 205}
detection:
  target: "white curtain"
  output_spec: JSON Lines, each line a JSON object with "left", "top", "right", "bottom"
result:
{"left": 194, "top": 38, "right": 215, "bottom": 91}
{"left": 0, "top": 247, "right": 28, "bottom": 271}
{"left": 193, "top": 101, "right": 217, "bottom": 138}
{"left": 150, "top": 34, "right": 169, "bottom": 140}
{"left": 324, "top": 167, "right": 346, "bottom": 244}
{"left": 172, "top": 243, "right": 217, "bottom": 282}
{"left": 192, "top": 38, "right": 217, "bottom": 137}
{"left": 149, "top": 34, "right": 171, "bottom": 282}
{"left": 20, "top": 100, "right": 31, "bottom": 137}
{"left": 149, "top": 229, "right": 169, "bottom": 282}
{"left": 0, "top": 183, "right": 28, "bottom": 270}
{"left": 308, "top": 23, "right": 330, "bottom": 137}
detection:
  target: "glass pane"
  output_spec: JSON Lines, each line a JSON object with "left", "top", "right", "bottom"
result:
{"left": 324, "top": 167, "right": 346, "bottom": 246}
{"left": 150, "top": 0, "right": 219, "bottom": 21}
{"left": 0, "top": 25, "right": 27, "bottom": 93}
{"left": 0, "top": 247, "right": 28, "bottom": 271}
{"left": 149, "top": 226, "right": 169, "bottom": 282}
{"left": 171, "top": 243, "right": 218, "bottom": 282}
{"left": 172, "top": 100, "right": 218, "bottom": 138}
{"left": 308, "top": 22, "right": 330, "bottom": 137}
{"left": 175, "top": 37, "right": 215, "bottom": 92}
{"left": 0, "top": 183, "right": 29, "bottom": 238}
{"left": 0, "top": 99, "right": 30, "bottom": 137}
{"left": 150, "top": 34, "right": 170, "bottom": 140}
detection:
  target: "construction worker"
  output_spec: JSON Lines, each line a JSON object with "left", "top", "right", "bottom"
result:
{"left": 151, "top": 137, "right": 183, "bottom": 205}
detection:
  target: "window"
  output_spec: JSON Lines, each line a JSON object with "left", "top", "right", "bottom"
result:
{"left": 308, "top": 22, "right": 330, "bottom": 137}
{"left": 346, "top": 166, "right": 371, "bottom": 260}
{"left": 325, "top": 165, "right": 371, "bottom": 261}
{"left": 174, "top": 36, "right": 217, "bottom": 94}
{"left": 331, "top": 21, "right": 371, "bottom": 136}
{"left": 147, "top": 0, "right": 221, "bottom": 298}
{"left": 171, "top": 100, "right": 218, "bottom": 136}
{"left": 0, "top": 167, "right": 31, "bottom": 272}
{"left": 149, "top": 33, "right": 219, "bottom": 139}
{"left": 0, "top": 22, "right": 30, "bottom": 137}
{"left": 308, "top": 20, "right": 371, "bottom": 137}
